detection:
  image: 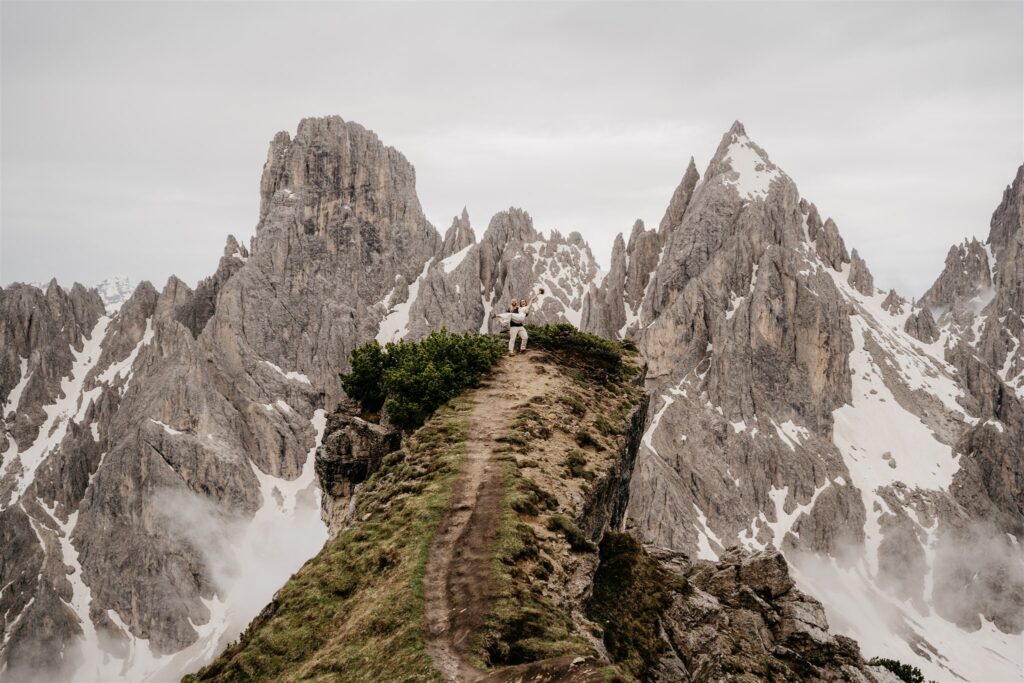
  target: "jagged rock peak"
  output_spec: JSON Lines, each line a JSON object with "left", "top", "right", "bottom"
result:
{"left": 155, "top": 275, "right": 194, "bottom": 319}
{"left": 481, "top": 207, "right": 541, "bottom": 245}
{"left": 847, "top": 248, "right": 875, "bottom": 296}
{"left": 629, "top": 218, "right": 646, "bottom": 241}
{"left": 988, "top": 163, "right": 1024, "bottom": 255}
{"left": 919, "top": 237, "right": 992, "bottom": 310}
{"left": 904, "top": 306, "right": 940, "bottom": 344}
{"left": 257, "top": 116, "right": 433, "bottom": 247}
{"left": 881, "top": 289, "right": 907, "bottom": 314}
{"left": 223, "top": 234, "right": 249, "bottom": 260}
{"left": 565, "top": 230, "right": 589, "bottom": 250}
{"left": 611, "top": 232, "right": 628, "bottom": 260}
{"left": 657, "top": 157, "right": 700, "bottom": 235}
{"left": 816, "top": 217, "right": 850, "bottom": 269}
{"left": 44, "top": 277, "right": 63, "bottom": 299}
{"left": 806, "top": 202, "right": 824, "bottom": 241}
{"left": 441, "top": 208, "right": 475, "bottom": 258}
{"left": 705, "top": 120, "right": 784, "bottom": 201}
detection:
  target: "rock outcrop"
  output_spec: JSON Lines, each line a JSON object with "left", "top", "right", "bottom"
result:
{"left": 315, "top": 406, "right": 401, "bottom": 534}
{"left": 903, "top": 307, "right": 940, "bottom": 343}
{"left": 847, "top": 248, "right": 874, "bottom": 296}
{"left": 650, "top": 546, "right": 898, "bottom": 683}
{"left": 881, "top": 289, "right": 906, "bottom": 315}
{"left": 0, "top": 116, "right": 443, "bottom": 682}
{"left": 919, "top": 238, "right": 993, "bottom": 315}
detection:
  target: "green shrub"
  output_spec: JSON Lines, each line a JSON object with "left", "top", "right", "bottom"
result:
{"left": 546, "top": 515, "right": 596, "bottom": 552}
{"left": 868, "top": 658, "right": 926, "bottom": 683}
{"left": 594, "top": 416, "right": 617, "bottom": 436}
{"left": 525, "top": 323, "right": 623, "bottom": 375}
{"left": 564, "top": 449, "right": 594, "bottom": 480}
{"left": 557, "top": 393, "right": 587, "bottom": 417}
{"left": 575, "top": 430, "right": 604, "bottom": 451}
{"left": 341, "top": 330, "right": 504, "bottom": 430}
{"left": 342, "top": 341, "right": 387, "bottom": 411}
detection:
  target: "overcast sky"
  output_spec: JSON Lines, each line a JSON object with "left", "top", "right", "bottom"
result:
{"left": 2, "top": 1, "right": 1021, "bottom": 298}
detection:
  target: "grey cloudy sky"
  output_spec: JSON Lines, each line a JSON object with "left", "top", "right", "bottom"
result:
{"left": 2, "top": 1, "right": 1021, "bottom": 298}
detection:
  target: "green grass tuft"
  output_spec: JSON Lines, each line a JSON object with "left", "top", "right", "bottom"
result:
{"left": 546, "top": 515, "right": 597, "bottom": 553}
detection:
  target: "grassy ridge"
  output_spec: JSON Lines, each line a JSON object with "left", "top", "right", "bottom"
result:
{"left": 477, "top": 336, "right": 644, "bottom": 672}
{"left": 186, "top": 401, "right": 471, "bottom": 683}
{"left": 190, "top": 326, "right": 647, "bottom": 682}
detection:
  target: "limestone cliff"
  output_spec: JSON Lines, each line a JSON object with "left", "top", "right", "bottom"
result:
{"left": 581, "top": 124, "right": 1023, "bottom": 681}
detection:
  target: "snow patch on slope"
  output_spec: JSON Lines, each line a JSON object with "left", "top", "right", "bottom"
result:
{"left": 261, "top": 360, "right": 312, "bottom": 385}
{"left": 792, "top": 553, "right": 1023, "bottom": 683}
{"left": 833, "top": 318, "right": 960, "bottom": 573}
{"left": 722, "top": 134, "right": 782, "bottom": 200}
{"left": 0, "top": 317, "right": 112, "bottom": 507}
{"left": 377, "top": 259, "right": 434, "bottom": 343}
{"left": 3, "top": 358, "right": 30, "bottom": 417}
{"left": 440, "top": 244, "right": 472, "bottom": 273}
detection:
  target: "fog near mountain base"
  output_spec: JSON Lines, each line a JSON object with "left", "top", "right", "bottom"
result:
{"left": 788, "top": 524, "right": 1024, "bottom": 683}
{"left": 132, "top": 484, "right": 328, "bottom": 680}
{"left": 931, "top": 520, "right": 1024, "bottom": 634}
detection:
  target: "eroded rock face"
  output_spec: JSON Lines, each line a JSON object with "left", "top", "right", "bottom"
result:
{"left": 651, "top": 546, "right": 893, "bottom": 683}
{"left": 580, "top": 233, "right": 627, "bottom": 339}
{"left": 1, "top": 282, "right": 105, "bottom": 454}
{"left": 441, "top": 208, "right": 474, "bottom": 258}
{"left": 847, "top": 248, "right": 875, "bottom": 296}
{"left": 626, "top": 123, "right": 862, "bottom": 570}
{"left": 920, "top": 238, "right": 992, "bottom": 314}
{"left": 315, "top": 406, "right": 401, "bottom": 534}
{"left": 608, "top": 123, "right": 1023, "bottom": 680}
{"left": 903, "top": 307, "right": 939, "bottom": 343}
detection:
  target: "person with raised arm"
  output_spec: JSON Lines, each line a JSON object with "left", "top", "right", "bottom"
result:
{"left": 492, "top": 288, "right": 543, "bottom": 355}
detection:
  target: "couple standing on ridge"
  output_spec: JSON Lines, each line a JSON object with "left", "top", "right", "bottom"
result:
{"left": 492, "top": 288, "right": 543, "bottom": 355}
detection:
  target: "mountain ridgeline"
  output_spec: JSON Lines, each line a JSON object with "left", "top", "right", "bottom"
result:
{"left": 0, "top": 116, "right": 1021, "bottom": 682}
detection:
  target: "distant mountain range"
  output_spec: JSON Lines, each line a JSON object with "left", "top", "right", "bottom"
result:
{"left": 23, "top": 276, "right": 133, "bottom": 313}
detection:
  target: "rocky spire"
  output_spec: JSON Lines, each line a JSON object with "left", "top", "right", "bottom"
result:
{"left": 477, "top": 208, "right": 541, "bottom": 294}
{"left": 815, "top": 217, "right": 850, "bottom": 269}
{"left": 580, "top": 232, "right": 627, "bottom": 338}
{"left": 657, "top": 158, "right": 700, "bottom": 237}
{"left": 881, "top": 289, "right": 906, "bottom": 315}
{"left": 918, "top": 238, "right": 992, "bottom": 312}
{"left": 805, "top": 202, "right": 823, "bottom": 241}
{"left": 904, "top": 306, "right": 939, "bottom": 343}
{"left": 847, "top": 248, "right": 874, "bottom": 296}
{"left": 440, "top": 207, "right": 475, "bottom": 258}
{"left": 987, "top": 163, "right": 1024, "bottom": 257}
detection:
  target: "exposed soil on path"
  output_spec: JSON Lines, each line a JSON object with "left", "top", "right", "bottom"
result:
{"left": 423, "top": 352, "right": 607, "bottom": 683}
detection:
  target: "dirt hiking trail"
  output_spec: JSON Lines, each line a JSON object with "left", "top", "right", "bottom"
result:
{"left": 423, "top": 351, "right": 606, "bottom": 683}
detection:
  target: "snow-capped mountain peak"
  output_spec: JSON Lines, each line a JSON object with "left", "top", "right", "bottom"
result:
{"left": 93, "top": 276, "right": 133, "bottom": 313}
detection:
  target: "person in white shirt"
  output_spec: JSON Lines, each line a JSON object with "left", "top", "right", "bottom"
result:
{"left": 492, "top": 289, "right": 542, "bottom": 354}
